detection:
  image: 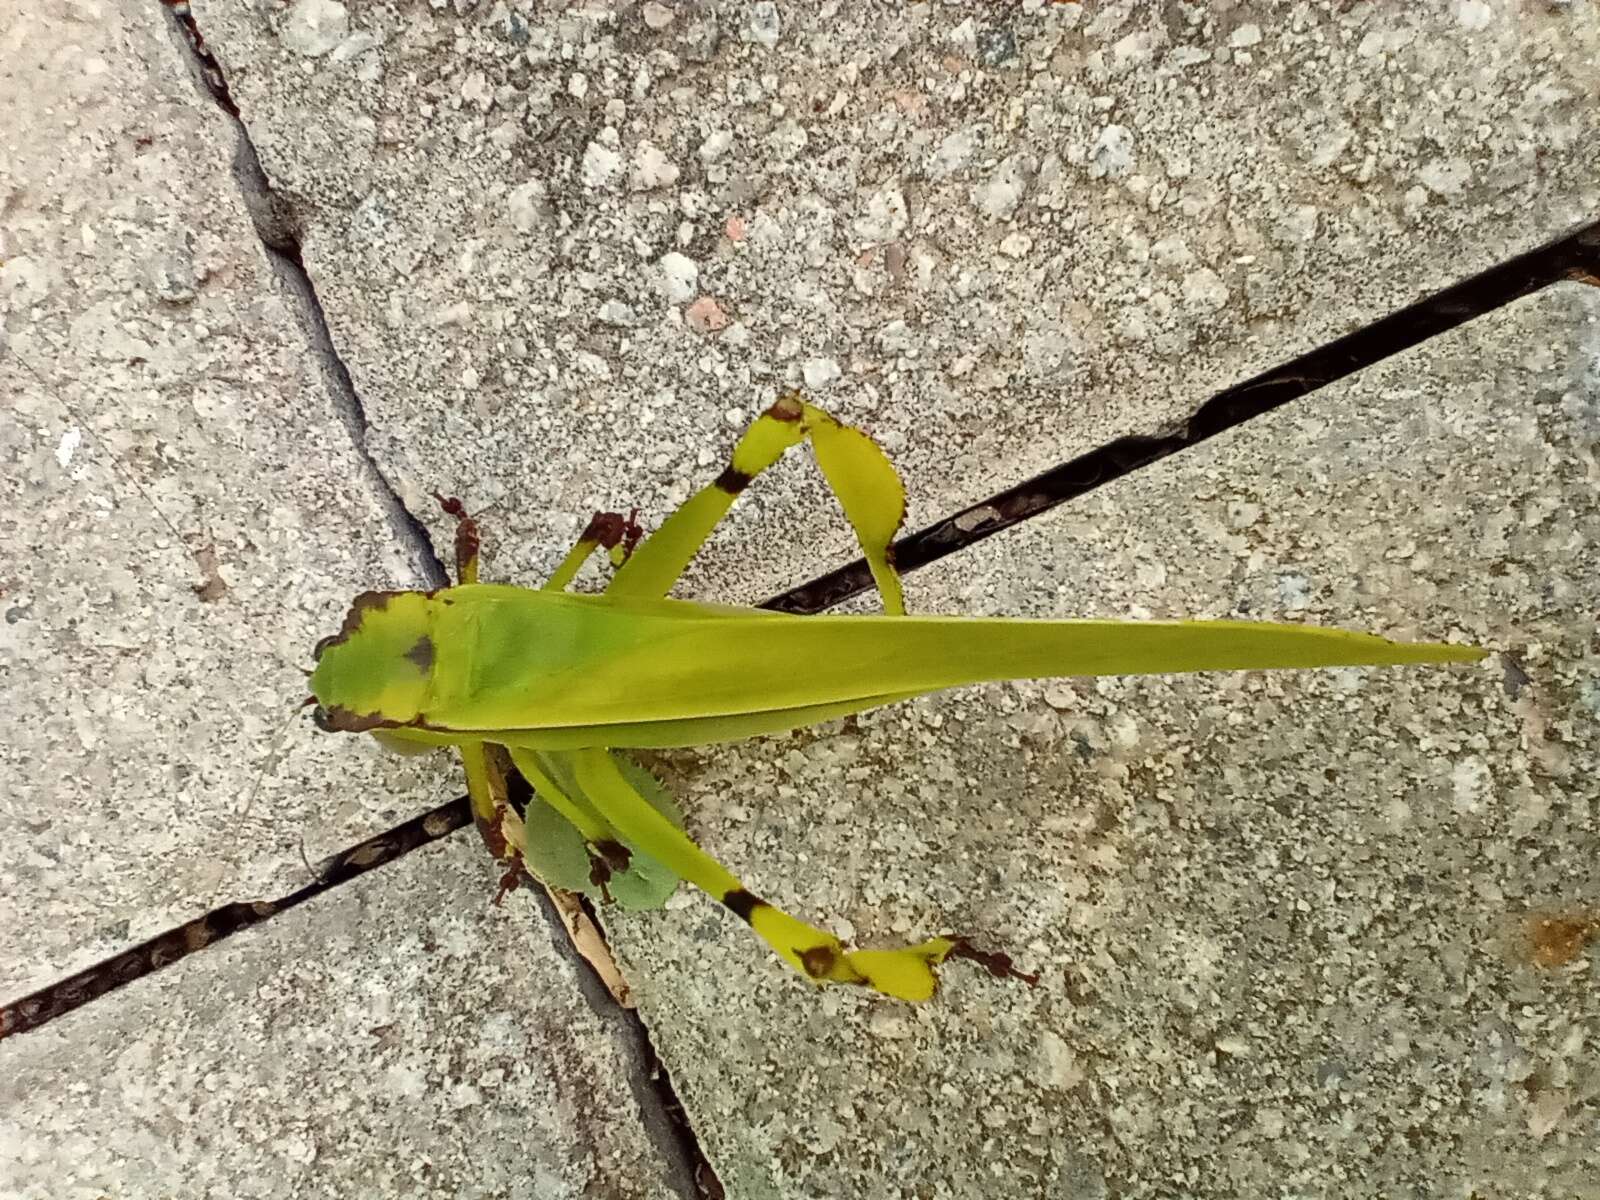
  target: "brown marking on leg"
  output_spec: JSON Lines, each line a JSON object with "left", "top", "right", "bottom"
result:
{"left": 492, "top": 864, "right": 522, "bottom": 906}
{"left": 473, "top": 811, "right": 510, "bottom": 861}
{"left": 586, "top": 854, "right": 616, "bottom": 905}
{"left": 715, "top": 467, "right": 753, "bottom": 494}
{"left": 595, "top": 839, "right": 632, "bottom": 874}
{"left": 767, "top": 392, "right": 804, "bottom": 422}
{"left": 722, "top": 888, "right": 765, "bottom": 922}
{"left": 799, "top": 944, "right": 839, "bottom": 979}
{"left": 944, "top": 938, "right": 1040, "bottom": 986}
{"left": 619, "top": 507, "right": 644, "bottom": 559}
{"left": 581, "top": 509, "right": 647, "bottom": 558}
{"left": 434, "top": 492, "right": 482, "bottom": 581}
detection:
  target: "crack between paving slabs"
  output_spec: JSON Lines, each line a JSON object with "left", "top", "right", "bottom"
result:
{"left": 24, "top": 5, "right": 1598, "bottom": 1190}
{"left": 158, "top": 0, "right": 449, "bottom": 591}
{"left": 106, "top": 7, "right": 713, "bottom": 1198}
{"left": 764, "top": 216, "right": 1600, "bottom": 616}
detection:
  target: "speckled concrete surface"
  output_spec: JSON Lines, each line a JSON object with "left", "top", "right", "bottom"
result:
{"left": 2, "top": 3, "right": 677, "bottom": 1196}
{"left": 5, "top": 1, "right": 1598, "bottom": 1198}
{"left": 1, "top": 834, "right": 676, "bottom": 1200}
{"left": 613, "top": 287, "right": 1599, "bottom": 1197}
{"left": 191, "top": 0, "right": 1598, "bottom": 605}
{"left": 0, "top": 0, "right": 427, "bottom": 997}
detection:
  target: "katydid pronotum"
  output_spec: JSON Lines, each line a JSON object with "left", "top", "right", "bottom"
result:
{"left": 308, "top": 393, "right": 1482, "bottom": 1002}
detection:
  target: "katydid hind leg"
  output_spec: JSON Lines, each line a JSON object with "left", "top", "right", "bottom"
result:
{"left": 568, "top": 747, "right": 1014, "bottom": 1001}
{"left": 605, "top": 392, "right": 909, "bottom": 613}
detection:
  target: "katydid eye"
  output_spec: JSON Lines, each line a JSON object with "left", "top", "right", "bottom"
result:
{"left": 311, "top": 705, "right": 337, "bottom": 732}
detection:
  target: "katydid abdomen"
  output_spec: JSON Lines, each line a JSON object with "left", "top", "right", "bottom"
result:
{"left": 309, "top": 583, "right": 1481, "bottom": 750}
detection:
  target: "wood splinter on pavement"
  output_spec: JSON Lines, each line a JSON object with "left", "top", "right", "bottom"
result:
{"left": 546, "top": 887, "right": 635, "bottom": 1008}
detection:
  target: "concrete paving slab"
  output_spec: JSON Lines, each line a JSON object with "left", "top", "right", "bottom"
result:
{"left": 608, "top": 286, "right": 1600, "bottom": 1197}
{"left": 3, "top": 7, "right": 683, "bottom": 1198}
{"left": 12, "top": 2, "right": 1592, "bottom": 1197}
{"left": 0, "top": 0, "right": 441, "bottom": 995}
{"left": 1, "top": 833, "right": 676, "bottom": 1200}
{"left": 191, "top": 0, "right": 1599, "bottom": 604}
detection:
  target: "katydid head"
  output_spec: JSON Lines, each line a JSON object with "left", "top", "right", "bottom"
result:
{"left": 308, "top": 590, "right": 437, "bottom": 733}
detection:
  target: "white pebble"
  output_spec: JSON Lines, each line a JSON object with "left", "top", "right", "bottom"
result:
{"left": 656, "top": 252, "right": 699, "bottom": 303}
{"left": 581, "top": 140, "right": 623, "bottom": 191}
{"left": 748, "top": 1, "right": 781, "bottom": 48}
{"left": 631, "top": 141, "right": 680, "bottom": 191}
{"left": 802, "top": 357, "right": 842, "bottom": 388}
{"left": 598, "top": 299, "right": 636, "bottom": 327}
{"left": 1182, "top": 267, "right": 1229, "bottom": 312}
{"left": 1088, "top": 125, "right": 1135, "bottom": 180}
{"left": 999, "top": 232, "right": 1033, "bottom": 259}
{"left": 281, "top": 0, "right": 349, "bottom": 57}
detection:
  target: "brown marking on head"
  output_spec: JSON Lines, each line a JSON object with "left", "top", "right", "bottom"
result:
{"left": 715, "top": 467, "right": 753, "bottom": 494}
{"left": 404, "top": 636, "right": 435, "bottom": 673}
{"left": 799, "top": 945, "right": 839, "bottom": 979}
{"left": 768, "top": 392, "right": 805, "bottom": 422}
{"left": 722, "top": 888, "right": 765, "bottom": 922}
{"left": 312, "top": 704, "right": 401, "bottom": 734}
{"left": 944, "top": 938, "right": 1040, "bottom": 986}
{"left": 311, "top": 590, "right": 404, "bottom": 662}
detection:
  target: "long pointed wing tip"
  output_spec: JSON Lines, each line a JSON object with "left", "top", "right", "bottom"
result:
{"left": 1412, "top": 642, "right": 1489, "bottom": 664}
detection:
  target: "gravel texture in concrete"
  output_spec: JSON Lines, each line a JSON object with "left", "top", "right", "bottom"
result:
{"left": 192, "top": 0, "right": 1599, "bottom": 604}
{"left": 1, "top": 0, "right": 429, "bottom": 996}
{"left": 2, "top": 834, "right": 677, "bottom": 1200}
{"left": 614, "top": 285, "right": 1600, "bottom": 1198}
{"left": 2, "top": 4, "right": 680, "bottom": 1196}
{"left": 6, "top": 0, "right": 1598, "bottom": 1197}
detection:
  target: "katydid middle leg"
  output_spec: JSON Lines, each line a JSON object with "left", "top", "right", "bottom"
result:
{"left": 606, "top": 392, "right": 908, "bottom": 613}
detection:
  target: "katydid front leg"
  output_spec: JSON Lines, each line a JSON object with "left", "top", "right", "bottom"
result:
{"left": 542, "top": 509, "right": 645, "bottom": 592}
{"left": 429, "top": 496, "right": 520, "bottom": 877}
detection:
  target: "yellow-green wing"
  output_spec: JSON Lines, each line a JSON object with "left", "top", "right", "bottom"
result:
{"left": 391, "top": 586, "right": 1481, "bottom": 739}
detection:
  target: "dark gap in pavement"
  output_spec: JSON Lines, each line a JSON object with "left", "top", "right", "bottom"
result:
{"left": 16, "top": 4, "right": 1596, "bottom": 1191}
{"left": 159, "top": 0, "right": 449, "bottom": 589}
{"left": 56, "top": 6, "right": 713, "bottom": 1196}
{"left": 1, "top": 799, "right": 471, "bottom": 1039}
{"left": 763, "top": 218, "right": 1600, "bottom": 615}
{"left": 12, "top": 186, "right": 1596, "bottom": 1054}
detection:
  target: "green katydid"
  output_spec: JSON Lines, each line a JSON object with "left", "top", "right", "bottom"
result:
{"left": 308, "top": 392, "right": 1483, "bottom": 1002}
